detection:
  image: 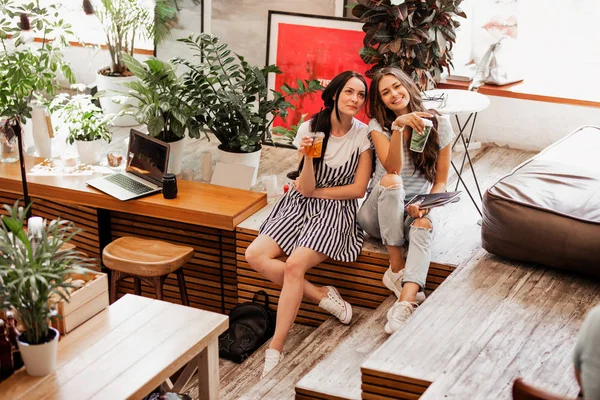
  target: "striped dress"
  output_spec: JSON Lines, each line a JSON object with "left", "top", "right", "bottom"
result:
{"left": 259, "top": 149, "right": 365, "bottom": 262}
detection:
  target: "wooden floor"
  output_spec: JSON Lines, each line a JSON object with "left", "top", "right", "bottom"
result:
{"left": 361, "top": 248, "right": 599, "bottom": 399}
{"left": 176, "top": 143, "right": 581, "bottom": 400}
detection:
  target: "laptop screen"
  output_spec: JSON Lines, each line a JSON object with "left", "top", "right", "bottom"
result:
{"left": 126, "top": 130, "right": 170, "bottom": 186}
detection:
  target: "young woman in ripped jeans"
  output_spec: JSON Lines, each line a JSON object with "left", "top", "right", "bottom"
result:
{"left": 357, "top": 67, "right": 454, "bottom": 334}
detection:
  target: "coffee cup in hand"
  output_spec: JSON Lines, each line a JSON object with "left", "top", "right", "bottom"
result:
{"left": 409, "top": 118, "right": 433, "bottom": 153}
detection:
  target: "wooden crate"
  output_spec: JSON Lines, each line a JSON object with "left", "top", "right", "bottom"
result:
{"left": 52, "top": 272, "right": 109, "bottom": 334}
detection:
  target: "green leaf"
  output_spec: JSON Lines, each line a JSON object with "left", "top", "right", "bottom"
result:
{"left": 147, "top": 116, "right": 165, "bottom": 137}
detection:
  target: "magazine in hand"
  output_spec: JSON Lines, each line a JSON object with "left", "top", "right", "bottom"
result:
{"left": 405, "top": 191, "right": 461, "bottom": 210}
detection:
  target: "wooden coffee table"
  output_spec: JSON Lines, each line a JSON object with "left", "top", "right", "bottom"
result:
{"left": 0, "top": 294, "right": 228, "bottom": 400}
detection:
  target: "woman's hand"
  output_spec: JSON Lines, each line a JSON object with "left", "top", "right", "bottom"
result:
{"left": 298, "top": 135, "right": 314, "bottom": 158}
{"left": 293, "top": 179, "right": 313, "bottom": 197}
{"left": 406, "top": 202, "right": 429, "bottom": 219}
{"left": 393, "top": 112, "right": 434, "bottom": 134}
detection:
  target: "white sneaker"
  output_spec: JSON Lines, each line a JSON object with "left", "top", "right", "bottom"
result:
{"left": 384, "top": 301, "right": 417, "bottom": 334}
{"left": 382, "top": 267, "right": 426, "bottom": 304}
{"left": 318, "top": 286, "right": 352, "bottom": 324}
{"left": 261, "top": 349, "right": 283, "bottom": 378}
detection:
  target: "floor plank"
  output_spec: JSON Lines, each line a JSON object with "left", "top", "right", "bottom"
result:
{"left": 237, "top": 308, "right": 373, "bottom": 400}
{"left": 182, "top": 323, "right": 315, "bottom": 399}
{"left": 361, "top": 248, "right": 600, "bottom": 399}
{"left": 295, "top": 296, "right": 397, "bottom": 400}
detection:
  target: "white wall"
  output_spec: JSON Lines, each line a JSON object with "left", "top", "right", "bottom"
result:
{"left": 41, "top": 0, "right": 600, "bottom": 151}
{"left": 462, "top": 96, "right": 600, "bottom": 152}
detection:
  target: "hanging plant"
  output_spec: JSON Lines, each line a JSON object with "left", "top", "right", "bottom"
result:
{"left": 352, "top": 0, "right": 466, "bottom": 89}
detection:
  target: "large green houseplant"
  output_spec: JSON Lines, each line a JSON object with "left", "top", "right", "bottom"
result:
{"left": 0, "top": 201, "right": 93, "bottom": 376}
{"left": 0, "top": 1, "right": 75, "bottom": 209}
{"left": 0, "top": 0, "right": 75, "bottom": 129}
{"left": 88, "top": 0, "right": 200, "bottom": 126}
{"left": 118, "top": 53, "right": 202, "bottom": 174}
{"left": 175, "top": 33, "right": 323, "bottom": 154}
{"left": 352, "top": 0, "right": 466, "bottom": 88}
{"left": 89, "top": 0, "right": 200, "bottom": 76}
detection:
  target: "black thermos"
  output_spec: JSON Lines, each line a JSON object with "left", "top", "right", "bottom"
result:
{"left": 162, "top": 173, "right": 178, "bottom": 199}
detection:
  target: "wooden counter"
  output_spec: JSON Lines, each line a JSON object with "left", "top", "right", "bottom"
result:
{"left": 0, "top": 156, "right": 266, "bottom": 231}
{"left": 0, "top": 156, "right": 267, "bottom": 314}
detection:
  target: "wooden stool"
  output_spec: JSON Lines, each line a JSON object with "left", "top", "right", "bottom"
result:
{"left": 102, "top": 236, "right": 194, "bottom": 305}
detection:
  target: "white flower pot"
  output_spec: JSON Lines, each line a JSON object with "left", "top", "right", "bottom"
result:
{"left": 217, "top": 146, "right": 262, "bottom": 187}
{"left": 167, "top": 138, "right": 185, "bottom": 175}
{"left": 76, "top": 139, "right": 106, "bottom": 165}
{"left": 17, "top": 327, "right": 60, "bottom": 376}
{"left": 95, "top": 69, "right": 139, "bottom": 127}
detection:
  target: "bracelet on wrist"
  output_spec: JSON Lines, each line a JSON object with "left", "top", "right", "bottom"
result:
{"left": 391, "top": 124, "right": 404, "bottom": 132}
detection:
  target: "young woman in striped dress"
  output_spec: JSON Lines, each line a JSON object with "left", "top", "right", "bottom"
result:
{"left": 245, "top": 71, "right": 373, "bottom": 377}
{"left": 357, "top": 67, "right": 455, "bottom": 334}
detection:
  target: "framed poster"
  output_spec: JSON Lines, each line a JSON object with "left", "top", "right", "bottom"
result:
{"left": 266, "top": 11, "right": 368, "bottom": 139}
{"left": 155, "top": 0, "right": 212, "bottom": 62}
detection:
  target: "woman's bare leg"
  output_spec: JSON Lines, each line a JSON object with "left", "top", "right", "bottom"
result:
{"left": 245, "top": 235, "right": 328, "bottom": 303}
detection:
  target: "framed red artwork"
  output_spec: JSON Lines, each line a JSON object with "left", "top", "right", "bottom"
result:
{"left": 266, "top": 11, "right": 368, "bottom": 143}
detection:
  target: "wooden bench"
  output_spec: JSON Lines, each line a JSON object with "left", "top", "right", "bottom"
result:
{"left": 360, "top": 248, "right": 599, "bottom": 399}
{"left": 236, "top": 219, "right": 453, "bottom": 327}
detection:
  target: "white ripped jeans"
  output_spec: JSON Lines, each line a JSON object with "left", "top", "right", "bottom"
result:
{"left": 357, "top": 181, "right": 434, "bottom": 289}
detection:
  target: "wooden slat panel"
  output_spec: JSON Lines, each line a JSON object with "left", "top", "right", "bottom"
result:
{"left": 235, "top": 230, "right": 454, "bottom": 327}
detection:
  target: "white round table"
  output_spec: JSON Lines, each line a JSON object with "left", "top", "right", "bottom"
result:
{"left": 423, "top": 89, "right": 490, "bottom": 115}
{"left": 422, "top": 89, "right": 491, "bottom": 217}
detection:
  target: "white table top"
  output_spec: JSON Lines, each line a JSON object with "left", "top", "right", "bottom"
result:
{"left": 423, "top": 89, "right": 490, "bottom": 115}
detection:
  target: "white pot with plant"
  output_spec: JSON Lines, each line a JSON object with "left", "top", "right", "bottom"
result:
{"left": 175, "top": 34, "right": 323, "bottom": 186}
{"left": 48, "top": 88, "right": 115, "bottom": 166}
{"left": 0, "top": 202, "right": 93, "bottom": 376}
{"left": 119, "top": 54, "right": 203, "bottom": 175}
{"left": 85, "top": 0, "right": 201, "bottom": 126}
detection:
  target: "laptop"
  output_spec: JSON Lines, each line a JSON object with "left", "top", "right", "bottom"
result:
{"left": 86, "top": 129, "right": 170, "bottom": 201}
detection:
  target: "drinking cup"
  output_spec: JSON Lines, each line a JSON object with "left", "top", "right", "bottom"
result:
{"left": 409, "top": 118, "right": 433, "bottom": 153}
{"left": 305, "top": 132, "right": 325, "bottom": 158}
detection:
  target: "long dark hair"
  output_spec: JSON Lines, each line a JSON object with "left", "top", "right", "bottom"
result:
{"left": 368, "top": 67, "right": 440, "bottom": 183}
{"left": 296, "top": 71, "right": 368, "bottom": 173}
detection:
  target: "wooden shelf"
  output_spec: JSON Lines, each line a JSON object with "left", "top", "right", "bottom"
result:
{"left": 438, "top": 75, "right": 600, "bottom": 109}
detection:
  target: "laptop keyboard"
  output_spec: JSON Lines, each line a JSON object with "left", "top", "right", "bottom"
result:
{"left": 106, "top": 174, "right": 154, "bottom": 195}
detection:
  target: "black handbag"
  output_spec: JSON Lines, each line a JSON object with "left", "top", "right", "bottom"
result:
{"left": 218, "top": 291, "right": 276, "bottom": 363}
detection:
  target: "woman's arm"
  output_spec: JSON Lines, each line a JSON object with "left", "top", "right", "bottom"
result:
{"left": 371, "top": 129, "right": 402, "bottom": 174}
{"left": 429, "top": 143, "right": 451, "bottom": 194}
{"left": 295, "top": 135, "right": 317, "bottom": 196}
{"left": 310, "top": 150, "right": 373, "bottom": 200}
{"left": 406, "top": 143, "right": 451, "bottom": 218}
{"left": 372, "top": 112, "right": 434, "bottom": 175}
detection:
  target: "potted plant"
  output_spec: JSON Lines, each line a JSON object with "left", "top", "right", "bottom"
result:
{"left": 175, "top": 33, "right": 322, "bottom": 185}
{"left": 47, "top": 88, "right": 115, "bottom": 165}
{"left": 0, "top": 1, "right": 76, "bottom": 160}
{"left": 88, "top": 0, "right": 200, "bottom": 126}
{"left": 352, "top": 0, "right": 466, "bottom": 89}
{"left": 118, "top": 53, "right": 203, "bottom": 174}
{"left": 0, "top": 201, "right": 93, "bottom": 376}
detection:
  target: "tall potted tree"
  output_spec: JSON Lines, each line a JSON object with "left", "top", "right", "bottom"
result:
{"left": 352, "top": 0, "right": 466, "bottom": 89}
{"left": 0, "top": 1, "right": 75, "bottom": 210}
{"left": 88, "top": 0, "right": 200, "bottom": 126}
{"left": 176, "top": 34, "right": 322, "bottom": 185}
{"left": 0, "top": 202, "right": 93, "bottom": 376}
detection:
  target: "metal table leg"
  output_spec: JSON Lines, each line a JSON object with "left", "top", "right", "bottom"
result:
{"left": 450, "top": 112, "right": 483, "bottom": 216}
